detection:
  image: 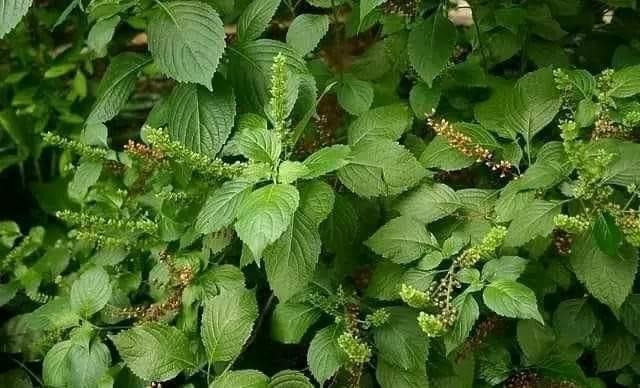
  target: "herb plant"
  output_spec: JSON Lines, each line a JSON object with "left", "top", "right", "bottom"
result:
{"left": 1, "top": 0, "right": 640, "bottom": 387}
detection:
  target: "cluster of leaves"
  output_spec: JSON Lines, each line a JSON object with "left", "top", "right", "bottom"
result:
{"left": 2, "top": 0, "right": 640, "bottom": 387}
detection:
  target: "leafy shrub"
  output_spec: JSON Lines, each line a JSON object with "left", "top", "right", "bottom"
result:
{"left": 1, "top": 0, "right": 640, "bottom": 387}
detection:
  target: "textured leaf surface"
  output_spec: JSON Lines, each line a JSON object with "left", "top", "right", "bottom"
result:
{"left": 505, "top": 200, "right": 561, "bottom": 247}
{"left": 167, "top": 79, "right": 236, "bottom": 157}
{"left": 237, "top": 0, "right": 281, "bottom": 42}
{"left": 0, "top": 0, "right": 32, "bottom": 38}
{"left": 201, "top": 289, "right": 258, "bottom": 361}
{"left": 212, "top": 370, "right": 269, "bottom": 388}
{"left": 196, "top": 179, "right": 253, "bottom": 234}
{"left": 148, "top": 1, "right": 225, "bottom": 88}
{"left": 374, "top": 307, "right": 429, "bottom": 370}
{"left": 87, "top": 53, "right": 150, "bottom": 123}
{"left": 307, "top": 325, "right": 345, "bottom": 384}
{"left": 347, "top": 104, "right": 412, "bottom": 145}
{"left": 70, "top": 267, "right": 111, "bottom": 317}
{"left": 483, "top": 279, "right": 543, "bottom": 323}
{"left": 235, "top": 184, "right": 299, "bottom": 258}
{"left": 366, "top": 216, "right": 438, "bottom": 264}
{"left": 110, "top": 323, "right": 195, "bottom": 381}
{"left": 408, "top": 12, "right": 456, "bottom": 86}
{"left": 394, "top": 183, "right": 460, "bottom": 224}
{"left": 271, "top": 301, "right": 321, "bottom": 344}
{"left": 286, "top": 14, "right": 329, "bottom": 55}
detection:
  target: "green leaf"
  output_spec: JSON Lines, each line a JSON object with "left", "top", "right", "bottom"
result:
{"left": 481, "top": 256, "right": 528, "bottom": 282}
{"left": 483, "top": 279, "right": 543, "bottom": 323}
{"left": 338, "top": 139, "right": 425, "bottom": 198}
{"left": 148, "top": 1, "right": 225, "bottom": 88}
{"left": 196, "top": 179, "right": 253, "bottom": 234}
{"left": 167, "top": 78, "right": 236, "bottom": 158}
{"left": 70, "top": 267, "right": 112, "bottom": 317}
{"left": 264, "top": 181, "right": 333, "bottom": 301}
{"left": 235, "top": 184, "right": 299, "bottom": 258}
{"left": 43, "top": 340, "right": 73, "bottom": 387}
{"left": 374, "top": 307, "right": 429, "bottom": 370}
{"left": 211, "top": 370, "right": 269, "bottom": 388}
{"left": 201, "top": 289, "right": 258, "bottom": 361}
{"left": 0, "top": 0, "right": 32, "bottom": 38}
{"left": 286, "top": 14, "right": 330, "bottom": 55}
{"left": 408, "top": 12, "right": 456, "bottom": 86}
{"left": 336, "top": 75, "right": 374, "bottom": 116}
{"left": 87, "top": 53, "right": 150, "bottom": 123}
{"left": 87, "top": 16, "right": 120, "bottom": 56}
{"left": 69, "top": 160, "right": 103, "bottom": 202}
{"left": 278, "top": 161, "right": 310, "bottom": 184}
{"left": 271, "top": 300, "right": 321, "bottom": 344}
{"left": 199, "top": 264, "right": 246, "bottom": 298}
{"left": 264, "top": 212, "right": 320, "bottom": 301}
{"left": 593, "top": 212, "right": 622, "bottom": 257}
{"left": 109, "top": 323, "right": 195, "bottom": 381}
{"left": 366, "top": 216, "right": 438, "bottom": 264}
{"left": 268, "top": 370, "right": 314, "bottom": 387}
{"left": 67, "top": 340, "right": 111, "bottom": 388}
{"left": 302, "top": 144, "right": 351, "bottom": 179}
{"left": 595, "top": 329, "right": 636, "bottom": 372}
{"left": 610, "top": 65, "right": 640, "bottom": 98}
{"left": 237, "top": 0, "right": 281, "bottom": 42}
{"left": 505, "top": 200, "right": 562, "bottom": 247}
{"left": 307, "top": 325, "right": 346, "bottom": 384}
{"left": 477, "top": 347, "right": 512, "bottom": 385}
{"left": 227, "top": 40, "right": 308, "bottom": 113}
{"left": 235, "top": 127, "right": 282, "bottom": 165}
{"left": 552, "top": 298, "right": 596, "bottom": 346}
{"left": 409, "top": 82, "right": 441, "bottom": 118}
{"left": 360, "top": 0, "right": 385, "bottom": 21}
{"left": 376, "top": 358, "right": 428, "bottom": 388}
{"left": 394, "top": 182, "right": 461, "bottom": 224}
{"left": 365, "top": 260, "right": 405, "bottom": 301}
{"left": 621, "top": 295, "right": 640, "bottom": 338}
{"left": 517, "top": 319, "right": 555, "bottom": 364}
{"left": 347, "top": 104, "right": 413, "bottom": 146}
{"left": 570, "top": 234, "right": 638, "bottom": 311}
{"left": 575, "top": 98, "right": 599, "bottom": 128}
{"left": 444, "top": 295, "right": 479, "bottom": 354}
{"left": 504, "top": 67, "right": 562, "bottom": 145}
{"left": 419, "top": 136, "right": 474, "bottom": 171}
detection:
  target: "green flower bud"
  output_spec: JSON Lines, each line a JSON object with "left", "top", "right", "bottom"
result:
{"left": 337, "top": 332, "right": 372, "bottom": 364}
{"left": 554, "top": 214, "right": 591, "bottom": 234}
{"left": 399, "top": 284, "right": 431, "bottom": 308}
{"left": 417, "top": 312, "right": 446, "bottom": 337}
{"left": 365, "top": 308, "right": 391, "bottom": 328}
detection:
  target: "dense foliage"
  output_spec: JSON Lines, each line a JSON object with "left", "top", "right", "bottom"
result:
{"left": 2, "top": 0, "right": 640, "bottom": 387}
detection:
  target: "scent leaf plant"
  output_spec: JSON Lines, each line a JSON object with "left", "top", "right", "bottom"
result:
{"left": 2, "top": 0, "right": 640, "bottom": 387}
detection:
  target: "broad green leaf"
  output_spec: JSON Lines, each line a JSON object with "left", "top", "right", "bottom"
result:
{"left": 419, "top": 136, "right": 474, "bottom": 171}
{"left": 264, "top": 212, "right": 320, "bottom": 301}
{"left": 320, "top": 193, "right": 359, "bottom": 254}
{"left": 286, "top": 14, "right": 330, "bottom": 55}
{"left": 347, "top": 104, "right": 412, "bottom": 145}
{"left": 552, "top": 298, "right": 596, "bottom": 346}
{"left": 307, "top": 325, "right": 346, "bottom": 384}
{"left": 610, "top": 64, "right": 640, "bottom": 98}
{"left": 504, "top": 67, "right": 562, "bottom": 145}
{"left": 0, "top": 0, "right": 32, "bottom": 38}
{"left": 268, "top": 370, "right": 314, "bottom": 387}
{"left": 148, "top": 1, "right": 225, "bottom": 88}
{"left": 237, "top": 0, "right": 281, "bottom": 42}
{"left": 336, "top": 75, "right": 374, "bottom": 116}
{"left": 109, "top": 323, "right": 195, "bottom": 381}
{"left": 593, "top": 212, "right": 622, "bottom": 257}
{"left": 227, "top": 40, "right": 308, "bottom": 113}
{"left": 87, "top": 16, "right": 120, "bottom": 56}
{"left": 570, "top": 234, "right": 638, "bottom": 311}
{"left": 360, "top": 0, "right": 385, "bottom": 21}
{"left": 235, "top": 127, "right": 282, "bottom": 165}
{"left": 408, "top": 12, "right": 456, "bottom": 86}
{"left": 302, "top": 144, "right": 351, "bottom": 179}
{"left": 516, "top": 319, "right": 555, "bottom": 364}
{"left": 209, "top": 369, "right": 269, "bottom": 388}
{"left": 297, "top": 180, "right": 335, "bottom": 225}
{"left": 338, "top": 139, "right": 425, "bottom": 198}
{"left": 409, "top": 82, "right": 441, "bottom": 118}
{"left": 444, "top": 295, "right": 479, "bottom": 354}
{"left": 70, "top": 267, "right": 112, "bottom": 317}
{"left": 201, "top": 289, "right": 258, "bottom": 361}
{"left": 374, "top": 307, "right": 429, "bottom": 370}
{"left": 366, "top": 216, "right": 438, "bottom": 264}
{"left": 505, "top": 200, "right": 561, "bottom": 247}
{"left": 67, "top": 340, "right": 111, "bottom": 388}
{"left": 235, "top": 184, "right": 299, "bottom": 258}
{"left": 271, "top": 300, "right": 321, "bottom": 344}
{"left": 394, "top": 183, "right": 461, "bottom": 224}
{"left": 43, "top": 340, "right": 73, "bottom": 387}
{"left": 599, "top": 139, "right": 640, "bottom": 187}
{"left": 196, "top": 179, "right": 253, "bottom": 234}
{"left": 365, "top": 260, "right": 405, "bottom": 301}
{"left": 278, "top": 161, "right": 309, "bottom": 184}
{"left": 481, "top": 256, "right": 527, "bottom": 282}
{"left": 477, "top": 347, "right": 511, "bottom": 385}
{"left": 620, "top": 295, "right": 640, "bottom": 338}
{"left": 0, "top": 370, "right": 32, "bottom": 388}
{"left": 575, "top": 98, "right": 599, "bottom": 128}
{"left": 483, "top": 279, "right": 543, "bottom": 323}
{"left": 167, "top": 78, "right": 236, "bottom": 158}
{"left": 211, "top": 370, "right": 269, "bottom": 388}
{"left": 69, "top": 160, "right": 103, "bottom": 202}
{"left": 199, "top": 264, "right": 246, "bottom": 298}
{"left": 595, "top": 329, "right": 636, "bottom": 372}
{"left": 495, "top": 190, "right": 536, "bottom": 222}
{"left": 376, "top": 358, "right": 428, "bottom": 388}
{"left": 87, "top": 53, "right": 150, "bottom": 123}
